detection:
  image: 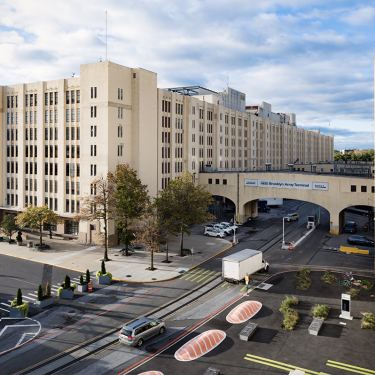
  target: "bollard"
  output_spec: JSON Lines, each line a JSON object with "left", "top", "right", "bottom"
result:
{"left": 289, "top": 243, "right": 293, "bottom": 250}
{"left": 88, "top": 282, "right": 93, "bottom": 292}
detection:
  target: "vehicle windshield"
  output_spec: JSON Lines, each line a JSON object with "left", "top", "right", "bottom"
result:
{"left": 286, "top": 214, "right": 292, "bottom": 217}
{"left": 121, "top": 329, "right": 132, "bottom": 336}
{"left": 346, "top": 223, "right": 355, "bottom": 227}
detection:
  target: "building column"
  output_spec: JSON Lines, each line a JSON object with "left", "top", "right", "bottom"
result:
{"left": 329, "top": 210, "right": 345, "bottom": 235}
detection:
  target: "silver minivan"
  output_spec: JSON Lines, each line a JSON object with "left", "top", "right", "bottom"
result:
{"left": 119, "top": 317, "right": 165, "bottom": 347}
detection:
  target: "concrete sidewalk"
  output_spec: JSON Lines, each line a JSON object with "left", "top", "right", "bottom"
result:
{"left": 0, "top": 230, "right": 232, "bottom": 282}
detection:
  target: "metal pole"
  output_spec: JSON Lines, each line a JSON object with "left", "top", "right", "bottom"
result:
{"left": 282, "top": 216, "right": 285, "bottom": 249}
{"left": 191, "top": 247, "right": 194, "bottom": 267}
{"left": 233, "top": 215, "right": 236, "bottom": 243}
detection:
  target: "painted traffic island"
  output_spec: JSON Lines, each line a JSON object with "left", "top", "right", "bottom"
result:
{"left": 128, "top": 270, "right": 375, "bottom": 375}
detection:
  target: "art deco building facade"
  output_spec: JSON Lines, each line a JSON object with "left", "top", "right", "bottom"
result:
{"left": 0, "top": 61, "right": 334, "bottom": 243}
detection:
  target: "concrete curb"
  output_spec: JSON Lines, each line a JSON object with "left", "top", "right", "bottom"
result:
{"left": 113, "top": 241, "right": 234, "bottom": 283}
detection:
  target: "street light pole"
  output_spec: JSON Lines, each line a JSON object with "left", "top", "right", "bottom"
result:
{"left": 191, "top": 247, "right": 194, "bottom": 267}
{"left": 38, "top": 212, "right": 43, "bottom": 249}
{"left": 282, "top": 214, "right": 285, "bottom": 249}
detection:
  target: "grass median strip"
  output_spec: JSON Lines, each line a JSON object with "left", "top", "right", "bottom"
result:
{"left": 244, "top": 354, "right": 319, "bottom": 375}
{"left": 326, "top": 360, "right": 375, "bottom": 375}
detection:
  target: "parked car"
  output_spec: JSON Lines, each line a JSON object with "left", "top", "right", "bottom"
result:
{"left": 204, "top": 224, "right": 215, "bottom": 231}
{"left": 220, "top": 222, "right": 235, "bottom": 233}
{"left": 213, "top": 224, "right": 232, "bottom": 235}
{"left": 284, "top": 213, "right": 299, "bottom": 222}
{"left": 204, "top": 228, "right": 226, "bottom": 238}
{"left": 344, "top": 221, "right": 357, "bottom": 233}
{"left": 347, "top": 235, "right": 374, "bottom": 247}
{"left": 119, "top": 317, "right": 165, "bottom": 347}
{"left": 221, "top": 222, "right": 238, "bottom": 231}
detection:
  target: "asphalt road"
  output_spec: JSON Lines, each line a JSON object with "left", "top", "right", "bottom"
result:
{"left": 0, "top": 199, "right": 373, "bottom": 375}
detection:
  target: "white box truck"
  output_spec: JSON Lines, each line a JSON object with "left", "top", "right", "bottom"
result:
{"left": 222, "top": 249, "right": 269, "bottom": 283}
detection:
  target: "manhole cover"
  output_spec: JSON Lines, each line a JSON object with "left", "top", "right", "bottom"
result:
{"left": 126, "top": 275, "right": 132, "bottom": 277}
{"left": 152, "top": 278, "right": 157, "bottom": 280}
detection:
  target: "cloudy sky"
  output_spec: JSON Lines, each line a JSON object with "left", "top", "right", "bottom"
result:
{"left": 0, "top": 0, "right": 374, "bottom": 150}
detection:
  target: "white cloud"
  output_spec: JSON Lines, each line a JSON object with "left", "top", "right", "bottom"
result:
{"left": 0, "top": 0, "right": 373, "bottom": 150}
{"left": 341, "top": 6, "right": 375, "bottom": 25}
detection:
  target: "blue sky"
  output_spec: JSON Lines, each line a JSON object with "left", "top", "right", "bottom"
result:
{"left": 0, "top": 0, "right": 374, "bottom": 150}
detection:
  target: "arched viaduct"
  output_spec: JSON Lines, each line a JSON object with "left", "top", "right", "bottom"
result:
{"left": 199, "top": 172, "right": 374, "bottom": 234}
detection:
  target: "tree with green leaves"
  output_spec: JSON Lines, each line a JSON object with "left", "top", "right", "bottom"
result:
{"left": 1, "top": 214, "right": 18, "bottom": 243}
{"left": 132, "top": 206, "right": 169, "bottom": 270}
{"left": 155, "top": 171, "right": 215, "bottom": 256}
{"left": 17, "top": 288, "right": 22, "bottom": 306}
{"left": 75, "top": 175, "right": 116, "bottom": 261}
{"left": 109, "top": 164, "right": 149, "bottom": 256}
{"left": 16, "top": 205, "right": 63, "bottom": 249}
{"left": 37, "top": 285, "right": 43, "bottom": 302}
{"left": 86, "top": 269, "right": 91, "bottom": 283}
{"left": 64, "top": 275, "right": 71, "bottom": 290}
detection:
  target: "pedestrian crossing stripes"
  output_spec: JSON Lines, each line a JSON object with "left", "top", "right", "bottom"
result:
{"left": 244, "top": 354, "right": 320, "bottom": 375}
{"left": 180, "top": 268, "right": 235, "bottom": 287}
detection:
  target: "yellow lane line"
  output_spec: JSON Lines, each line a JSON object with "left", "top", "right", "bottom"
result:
{"left": 244, "top": 357, "right": 296, "bottom": 373}
{"left": 221, "top": 282, "right": 228, "bottom": 288}
{"left": 190, "top": 270, "right": 210, "bottom": 281}
{"left": 240, "top": 285, "right": 248, "bottom": 291}
{"left": 85, "top": 342, "right": 121, "bottom": 360}
{"left": 327, "top": 360, "right": 375, "bottom": 374}
{"left": 195, "top": 270, "right": 216, "bottom": 283}
{"left": 326, "top": 363, "right": 373, "bottom": 375}
{"left": 246, "top": 354, "right": 320, "bottom": 375}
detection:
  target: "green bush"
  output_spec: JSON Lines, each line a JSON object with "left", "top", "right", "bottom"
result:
{"left": 321, "top": 270, "right": 336, "bottom": 284}
{"left": 10, "top": 300, "right": 28, "bottom": 316}
{"left": 79, "top": 274, "right": 84, "bottom": 285}
{"left": 361, "top": 312, "right": 375, "bottom": 331}
{"left": 361, "top": 278, "right": 374, "bottom": 291}
{"left": 280, "top": 296, "right": 299, "bottom": 331}
{"left": 280, "top": 295, "right": 299, "bottom": 314}
{"left": 37, "top": 284, "right": 43, "bottom": 302}
{"left": 296, "top": 267, "right": 310, "bottom": 279}
{"left": 86, "top": 269, "right": 90, "bottom": 283}
{"left": 64, "top": 275, "right": 71, "bottom": 290}
{"left": 57, "top": 287, "right": 63, "bottom": 297}
{"left": 16, "top": 231, "right": 23, "bottom": 242}
{"left": 348, "top": 288, "right": 360, "bottom": 299}
{"left": 16, "top": 288, "right": 22, "bottom": 306}
{"left": 310, "top": 304, "right": 330, "bottom": 320}
{"left": 46, "top": 281, "right": 51, "bottom": 297}
{"left": 101, "top": 260, "right": 106, "bottom": 274}
{"left": 296, "top": 276, "right": 312, "bottom": 290}
{"left": 96, "top": 270, "right": 113, "bottom": 282}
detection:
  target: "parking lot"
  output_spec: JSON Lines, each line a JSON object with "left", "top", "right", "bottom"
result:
{"left": 129, "top": 270, "right": 375, "bottom": 375}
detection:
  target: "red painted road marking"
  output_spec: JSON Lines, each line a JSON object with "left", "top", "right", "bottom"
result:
{"left": 175, "top": 330, "right": 226, "bottom": 361}
{"left": 226, "top": 301, "right": 262, "bottom": 324}
{"left": 138, "top": 372, "right": 164, "bottom": 375}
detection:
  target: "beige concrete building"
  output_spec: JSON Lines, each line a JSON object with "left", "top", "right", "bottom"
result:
{"left": 0, "top": 61, "right": 334, "bottom": 243}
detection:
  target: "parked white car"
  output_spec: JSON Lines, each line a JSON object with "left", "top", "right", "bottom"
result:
{"left": 204, "top": 228, "right": 226, "bottom": 238}
{"left": 213, "top": 224, "right": 232, "bottom": 235}
{"left": 285, "top": 213, "right": 299, "bottom": 222}
{"left": 221, "top": 222, "right": 238, "bottom": 231}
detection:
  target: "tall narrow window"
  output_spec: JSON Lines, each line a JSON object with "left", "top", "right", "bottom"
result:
{"left": 76, "top": 90, "right": 80, "bottom": 103}
{"left": 66, "top": 91, "right": 70, "bottom": 104}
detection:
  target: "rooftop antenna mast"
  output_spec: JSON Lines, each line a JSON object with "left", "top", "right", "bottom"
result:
{"left": 106, "top": 11, "right": 107, "bottom": 61}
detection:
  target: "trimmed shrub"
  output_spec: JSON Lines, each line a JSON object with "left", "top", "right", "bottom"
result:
{"left": 79, "top": 274, "right": 84, "bottom": 285}
{"left": 101, "top": 260, "right": 106, "bottom": 275}
{"left": 17, "top": 288, "right": 22, "bottom": 306}
{"left": 46, "top": 281, "right": 51, "bottom": 297}
{"left": 361, "top": 312, "right": 375, "bottom": 331}
{"left": 86, "top": 269, "right": 90, "bottom": 283}
{"left": 37, "top": 284, "right": 43, "bottom": 302}
{"left": 321, "top": 270, "right": 336, "bottom": 284}
{"left": 280, "top": 295, "right": 299, "bottom": 314}
{"left": 64, "top": 275, "right": 71, "bottom": 290}
{"left": 296, "top": 267, "right": 310, "bottom": 278}
{"left": 310, "top": 304, "right": 330, "bottom": 320}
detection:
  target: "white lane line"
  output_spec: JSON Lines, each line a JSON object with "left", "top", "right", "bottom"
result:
{"left": 7, "top": 300, "right": 13, "bottom": 303}
{"left": 16, "top": 333, "right": 27, "bottom": 347}
{"left": 51, "top": 288, "right": 59, "bottom": 291}
{"left": 72, "top": 278, "right": 80, "bottom": 281}
{"left": 22, "top": 296, "right": 35, "bottom": 301}
{"left": 1, "top": 303, "right": 11, "bottom": 307}
{"left": 0, "top": 307, "right": 9, "bottom": 312}
{"left": 28, "top": 294, "right": 38, "bottom": 297}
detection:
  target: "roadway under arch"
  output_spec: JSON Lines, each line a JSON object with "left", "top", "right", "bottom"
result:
{"left": 200, "top": 171, "right": 374, "bottom": 234}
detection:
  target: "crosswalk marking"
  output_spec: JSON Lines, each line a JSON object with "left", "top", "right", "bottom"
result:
{"left": 240, "top": 285, "right": 248, "bottom": 291}
{"left": 195, "top": 270, "right": 216, "bottom": 282}
{"left": 245, "top": 354, "right": 320, "bottom": 375}
{"left": 181, "top": 269, "right": 203, "bottom": 280}
{"left": 326, "top": 360, "right": 375, "bottom": 375}
{"left": 190, "top": 270, "right": 210, "bottom": 281}
{"left": 28, "top": 293, "right": 38, "bottom": 297}
{"left": 22, "top": 296, "right": 35, "bottom": 301}
{"left": 221, "top": 282, "right": 228, "bottom": 288}
{"left": 1, "top": 302, "right": 11, "bottom": 307}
